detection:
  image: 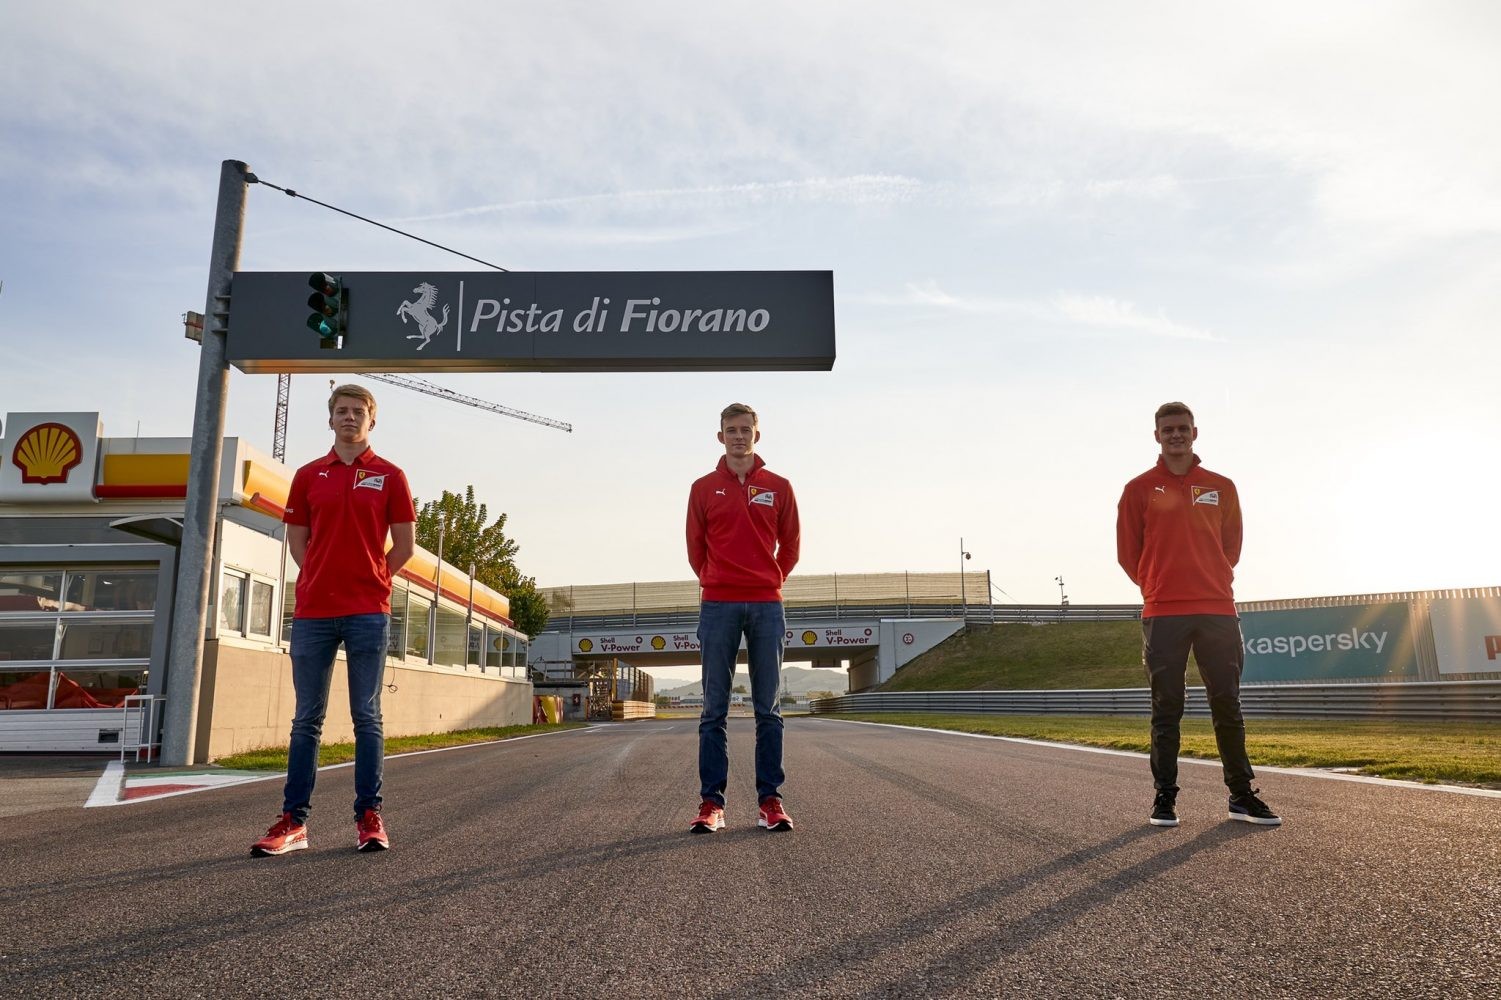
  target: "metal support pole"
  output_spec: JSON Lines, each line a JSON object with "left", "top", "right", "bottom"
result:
{"left": 959, "top": 537, "right": 967, "bottom": 621}
{"left": 161, "top": 159, "right": 250, "bottom": 765}
{"left": 430, "top": 518, "right": 444, "bottom": 665}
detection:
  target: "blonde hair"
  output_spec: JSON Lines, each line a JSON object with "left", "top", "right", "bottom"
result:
{"left": 720, "top": 402, "right": 758, "bottom": 428}
{"left": 328, "top": 383, "right": 377, "bottom": 417}
{"left": 1154, "top": 401, "right": 1193, "bottom": 425}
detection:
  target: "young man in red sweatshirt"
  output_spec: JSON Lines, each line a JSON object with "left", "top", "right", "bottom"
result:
{"left": 1116, "top": 402, "right": 1280, "bottom": 828}
{"left": 685, "top": 403, "right": 800, "bottom": 834}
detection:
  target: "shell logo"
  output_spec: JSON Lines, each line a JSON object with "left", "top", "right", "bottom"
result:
{"left": 802, "top": 630, "right": 818, "bottom": 645}
{"left": 651, "top": 636, "right": 666, "bottom": 650}
{"left": 578, "top": 638, "right": 593, "bottom": 652}
{"left": 12, "top": 423, "right": 84, "bottom": 485}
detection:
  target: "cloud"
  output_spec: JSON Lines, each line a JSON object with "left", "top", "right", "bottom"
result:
{"left": 853, "top": 282, "right": 1216, "bottom": 342}
{"left": 395, "top": 175, "right": 928, "bottom": 224}
{"left": 1051, "top": 294, "right": 1215, "bottom": 341}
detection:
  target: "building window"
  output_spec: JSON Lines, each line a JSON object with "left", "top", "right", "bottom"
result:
{"left": 248, "top": 579, "right": 274, "bottom": 637}
{"left": 434, "top": 606, "right": 467, "bottom": 668}
{"left": 220, "top": 570, "right": 247, "bottom": 634}
{"left": 0, "top": 566, "right": 157, "bottom": 711}
{"left": 387, "top": 585, "right": 408, "bottom": 658}
{"left": 405, "top": 595, "right": 432, "bottom": 660}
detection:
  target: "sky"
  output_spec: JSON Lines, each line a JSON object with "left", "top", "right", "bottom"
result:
{"left": 4, "top": 1, "right": 1501, "bottom": 639}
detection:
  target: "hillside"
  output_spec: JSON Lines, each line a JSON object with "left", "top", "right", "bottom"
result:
{"left": 878, "top": 620, "right": 1206, "bottom": 691}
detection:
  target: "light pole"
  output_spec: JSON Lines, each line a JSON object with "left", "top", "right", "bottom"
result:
{"left": 960, "top": 538, "right": 972, "bottom": 619}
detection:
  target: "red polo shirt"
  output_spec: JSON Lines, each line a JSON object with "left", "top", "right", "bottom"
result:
{"left": 284, "top": 447, "right": 416, "bottom": 618}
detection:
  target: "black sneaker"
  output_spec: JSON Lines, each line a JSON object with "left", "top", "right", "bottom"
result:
{"left": 1228, "top": 789, "right": 1282, "bottom": 826}
{"left": 1149, "top": 791, "right": 1179, "bottom": 828}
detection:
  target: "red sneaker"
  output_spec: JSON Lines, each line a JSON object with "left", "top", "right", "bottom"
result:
{"left": 251, "top": 813, "right": 308, "bottom": 856}
{"left": 357, "top": 808, "right": 390, "bottom": 851}
{"left": 689, "top": 799, "right": 725, "bottom": 834}
{"left": 758, "top": 797, "right": 794, "bottom": 832}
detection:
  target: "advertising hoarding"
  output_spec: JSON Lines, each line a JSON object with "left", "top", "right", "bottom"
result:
{"left": 1239, "top": 602, "right": 1417, "bottom": 682}
{"left": 1428, "top": 597, "right": 1501, "bottom": 676}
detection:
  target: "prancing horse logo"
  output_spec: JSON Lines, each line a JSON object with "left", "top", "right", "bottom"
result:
{"left": 396, "top": 282, "right": 451, "bottom": 351}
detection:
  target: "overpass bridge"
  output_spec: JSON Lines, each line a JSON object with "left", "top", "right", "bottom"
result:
{"left": 529, "top": 572, "right": 1141, "bottom": 691}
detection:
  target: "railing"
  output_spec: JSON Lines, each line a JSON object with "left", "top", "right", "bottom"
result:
{"left": 810, "top": 680, "right": 1501, "bottom": 722}
{"left": 121, "top": 694, "right": 164, "bottom": 762}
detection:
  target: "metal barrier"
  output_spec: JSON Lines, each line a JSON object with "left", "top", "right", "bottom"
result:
{"left": 810, "top": 680, "right": 1501, "bottom": 722}
{"left": 121, "top": 694, "right": 164, "bottom": 763}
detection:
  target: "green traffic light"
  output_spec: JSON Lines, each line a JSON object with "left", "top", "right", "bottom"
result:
{"left": 304, "top": 271, "right": 346, "bottom": 346}
{"left": 306, "top": 314, "right": 338, "bottom": 339}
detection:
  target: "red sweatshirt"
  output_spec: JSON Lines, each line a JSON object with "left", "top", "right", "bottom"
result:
{"left": 686, "top": 455, "right": 800, "bottom": 601}
{"left": 1116, "top": 455, "right": 1242, "bottom": 618}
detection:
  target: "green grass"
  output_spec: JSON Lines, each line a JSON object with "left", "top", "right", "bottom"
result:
{"left": 834, "top": 713, "right": 1501, "bottom": 787}
{"left": 213, "top": 723, "right": 586, "bottom": 771}
{"left": 879, "top": 620, "right": 1203, "bottom": 690}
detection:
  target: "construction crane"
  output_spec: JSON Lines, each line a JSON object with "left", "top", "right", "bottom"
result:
{"left": 269, "top": 373, "right": 570, "bottom": 462}
{"left": 360, "top": 373, "right": 572, "bottom": 433}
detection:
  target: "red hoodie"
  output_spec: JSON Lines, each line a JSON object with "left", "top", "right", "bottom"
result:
{"left": 1116, "top": 455, "right": 1242, "bottom": 618}
{"left": 686, "top": 455, "right": 800, "bottom": 601}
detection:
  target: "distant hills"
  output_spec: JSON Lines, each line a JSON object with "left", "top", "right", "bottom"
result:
{"left": 659, "top": 666, "right": 846, "bottom": 698}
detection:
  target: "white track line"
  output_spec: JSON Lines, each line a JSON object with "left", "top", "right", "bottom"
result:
{"left": 85, "top": 760, "right": 126, "bottom": 808}
{"left": 87, "top": 725, "right": 596, "bottom": 808}
{"left": 819, "top": 718, "right": 1501, "bottom": 799}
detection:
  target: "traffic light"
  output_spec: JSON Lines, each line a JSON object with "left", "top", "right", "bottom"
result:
{"left": 306, "top": 272, "right": 347, "bottom": 347}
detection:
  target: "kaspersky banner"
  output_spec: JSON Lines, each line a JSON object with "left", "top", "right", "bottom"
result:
{"left": 1239, "top": 602, "right": 1417, "bottom": 682}
{"left": 225, "top": 271, "right": 835, "bottom": 373}
{"left": 1428, "top": 597, "right": 1501, "bottom": 676}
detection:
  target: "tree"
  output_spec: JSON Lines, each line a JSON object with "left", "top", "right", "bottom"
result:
{"left": 414, "top": 485, "right": 550, "bottom": 638}
{"left": 732, "top": 684, "right": 748, "bottom": 694}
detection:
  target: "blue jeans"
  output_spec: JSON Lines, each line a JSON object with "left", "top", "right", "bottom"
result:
{"left": 697, "top": 601, "right": 786, "bottom": 806}
{"left": 283, "top": 613, "right": 389, "bottom": 824}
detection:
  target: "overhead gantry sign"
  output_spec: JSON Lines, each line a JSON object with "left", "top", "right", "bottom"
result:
{"left": 225, "top": 270, "right": 836, "bottom": 374}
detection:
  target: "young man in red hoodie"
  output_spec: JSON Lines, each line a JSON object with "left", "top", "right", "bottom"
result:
{"left": 1116, "top": 402, "right": 1280, "bottom": 829}
{"left": 686, "top": 403, "right": 800, "bottom": 834}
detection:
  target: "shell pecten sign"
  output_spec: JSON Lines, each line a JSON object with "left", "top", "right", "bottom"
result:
{"left": 12, "top": 422, "right": 83, "bottom": 484}
{"left": 0, "top": 413, "right": 103, "bottom": 503}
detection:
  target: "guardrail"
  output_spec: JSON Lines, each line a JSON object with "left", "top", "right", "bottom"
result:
{"left": 809, "top": 680, "right": 1501, "bottom": 722}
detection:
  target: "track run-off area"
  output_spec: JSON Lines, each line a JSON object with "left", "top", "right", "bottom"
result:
{"left": 3, "top": 718, "right": 1498, "bottom": 999}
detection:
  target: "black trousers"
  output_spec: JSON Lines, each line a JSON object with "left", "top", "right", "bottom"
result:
{"left": 1142, "top": 614, "right": 1255, "bottom": 797}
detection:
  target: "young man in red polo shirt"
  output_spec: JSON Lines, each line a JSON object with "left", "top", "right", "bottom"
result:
{"left": 686, "top": 403, "right": 800, "bottom": 834}
{"left": 252, "top": 384, "right": 416, "bottom": 855}
{"left": 1116, "top": 401, "right": 1280, "bottom": 829}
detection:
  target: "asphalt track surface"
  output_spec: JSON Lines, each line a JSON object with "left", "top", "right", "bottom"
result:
{"left": 2, "top": 718, "right": 1498, "bottom": 999}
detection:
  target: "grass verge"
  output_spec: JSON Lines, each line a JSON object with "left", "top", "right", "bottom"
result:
{"left": 213, "top": 722, "right": 586, "bottom": 771}
{"left": 833, "top": 713, "right": 1501, "bottom": 788}
{"left": 877, "top": 621, "right": 1205, "bottom": 691}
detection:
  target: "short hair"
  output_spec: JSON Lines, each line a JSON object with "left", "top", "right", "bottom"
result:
{"left": 328, "top": 383, "right": 377, "bottom": 417}
{"left": 720, "top": 403, "right": 758, "bottom": 428}
{"left": 1154, "top": 401, "right": 1194, "bottom": 425}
